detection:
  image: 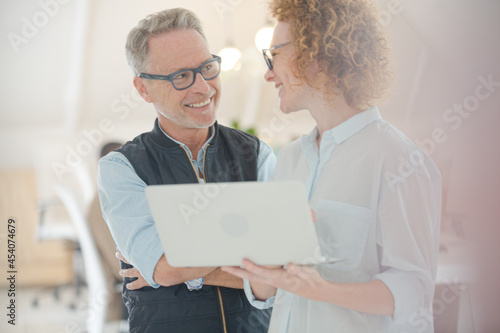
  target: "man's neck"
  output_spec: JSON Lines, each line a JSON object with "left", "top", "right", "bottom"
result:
{"left": 158, "top": 119, "right": 211, "bottom": 158}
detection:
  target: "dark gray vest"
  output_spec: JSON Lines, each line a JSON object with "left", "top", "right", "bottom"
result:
{"left": 117, "top": 119, "right": 271, "bottom": 333}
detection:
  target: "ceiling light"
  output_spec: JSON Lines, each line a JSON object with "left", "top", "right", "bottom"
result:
{"left": 218, "top": 47, "right": 242, "bottom": 72}
{"left": 255, "top": 27, "right": 274, "bottom": 51}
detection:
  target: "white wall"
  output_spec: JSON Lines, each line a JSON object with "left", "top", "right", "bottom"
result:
{"left": 1, "top": 0, "right": 499, "bottom": 212}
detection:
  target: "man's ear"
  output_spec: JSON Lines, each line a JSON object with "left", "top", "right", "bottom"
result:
{"left": 133, "top": 76, "right": 153, "bottom": 103}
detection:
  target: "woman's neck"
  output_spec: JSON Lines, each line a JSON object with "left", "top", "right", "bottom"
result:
{"left": 307, "top": 93, "right": 361, "bottom": 147}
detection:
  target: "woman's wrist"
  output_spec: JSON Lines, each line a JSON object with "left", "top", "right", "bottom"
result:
{"left": 250, "top": 281, "right": 277, "bottom": 301}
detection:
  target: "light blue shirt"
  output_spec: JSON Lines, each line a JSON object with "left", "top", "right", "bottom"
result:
{"left": 246, "top": 107, "right": 441, "bottom": 332}
{"left": 98, "top": 125, "right": 276, "bottom": 288}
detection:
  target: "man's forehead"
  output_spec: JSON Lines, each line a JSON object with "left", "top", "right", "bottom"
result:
{"left": 159, "top": 54, "right": 213, "bottom": 74}
{"left": 147, "top": 30, "right": 211, "bottom": 73}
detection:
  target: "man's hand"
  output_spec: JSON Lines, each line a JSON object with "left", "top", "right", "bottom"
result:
{"left": 116, "top": 251, "right": 217, "bottom": 289}
{"left": 116, "top": 251, "right": 151, "bottom": 290}
{"left": 152, "top": 254, "right": 215, "bottom": 287}
{"left": 204, "top": 267, "right": 244, "bottom": 289}
{"left": 116, "top": 251, "right": 245, "bottom": 291}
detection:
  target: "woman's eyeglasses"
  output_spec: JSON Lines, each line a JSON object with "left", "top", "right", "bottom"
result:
{"left": 262, "top": 41, "right": 293, "bottom": 70}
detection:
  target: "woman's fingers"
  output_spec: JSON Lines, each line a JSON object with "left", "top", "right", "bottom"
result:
{"left": 222, "top": 260, "right": 285, "bottom": 286}
{"left": 221, "top": 266, "right": 270, "bottom": 284}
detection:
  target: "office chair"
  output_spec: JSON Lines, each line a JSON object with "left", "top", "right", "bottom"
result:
{"left": 54, "top": 184, "right": 109, "bottom": 333}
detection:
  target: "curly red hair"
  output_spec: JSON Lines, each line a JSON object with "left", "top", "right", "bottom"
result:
{"left": 269, "top": 0, "right": 392, "bottom": 109}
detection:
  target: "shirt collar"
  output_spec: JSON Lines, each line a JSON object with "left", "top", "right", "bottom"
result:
{"left": 158, "top": 123, "right": 215, "bottom": 160}
{"left": 304, "top": 106, "right": 382, "bottom": 145}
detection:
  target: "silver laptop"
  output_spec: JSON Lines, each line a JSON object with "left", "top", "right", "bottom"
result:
{"left": 145, "top": 181, "right": 331, "bottom": 267}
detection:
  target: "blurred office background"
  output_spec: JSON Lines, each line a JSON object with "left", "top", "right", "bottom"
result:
{"left": 1, "top": 0, "right": 499, "bottom": 332}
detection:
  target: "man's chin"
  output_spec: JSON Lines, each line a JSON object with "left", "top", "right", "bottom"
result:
{"left": 192, "top": 118, "right": 217, "bottom": 129}
{"left": 186, "top": 111, "right": 216, "bottom": 128}
{"left": 180, "top": 116, "right": 217, "bottom": 130}
{"left": 157, "top": 110, "right": 216, "bottom": 129}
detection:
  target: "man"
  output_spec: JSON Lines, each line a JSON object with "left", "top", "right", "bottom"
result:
{"left": 97, "top": 8, "right": 275, "bottom": 333}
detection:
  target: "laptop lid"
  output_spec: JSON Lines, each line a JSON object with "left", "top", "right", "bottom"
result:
{"left": 145, "top": 181, "right": 327, "bottom": 267}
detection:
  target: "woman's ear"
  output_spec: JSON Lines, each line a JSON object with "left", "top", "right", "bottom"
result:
{"left": 307, "top": 58, "right": 327, "bottom": 86}
{"left": 312, "top": 58, "right": 322, "bottom": 72}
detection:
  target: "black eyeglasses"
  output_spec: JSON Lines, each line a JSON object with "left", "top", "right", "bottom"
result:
{"left": 262, "top": 41, "right": 293, "bottom": 70}
{"left": 138, "top": 54, "right": 221, "bottom": 90}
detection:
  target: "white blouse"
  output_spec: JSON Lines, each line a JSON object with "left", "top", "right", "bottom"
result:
{"left": 245, "top": 107, "right": 442, "bottom": 332}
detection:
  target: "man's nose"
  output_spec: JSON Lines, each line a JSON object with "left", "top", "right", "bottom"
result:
{"left": 190, "top": 73, "right": 211, "bottom": 93}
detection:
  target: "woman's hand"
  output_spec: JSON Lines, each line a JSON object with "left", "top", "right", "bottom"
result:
{"left": 222, "top": 259, "right": 325, "bottom": 301}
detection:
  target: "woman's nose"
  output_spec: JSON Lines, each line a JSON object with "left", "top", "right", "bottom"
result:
{"left": 264, "top": 68, "right": 275, "bottom": 82}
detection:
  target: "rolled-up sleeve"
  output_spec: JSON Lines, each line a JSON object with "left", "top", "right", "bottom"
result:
{"left": 97, "top": 152, "right": 164, "bottom": 288}
{"left": 243, "top": 279, "right": 275, "bottom": 310}
{"left": 375, "top": 168, "right": 441, "bottom": 323}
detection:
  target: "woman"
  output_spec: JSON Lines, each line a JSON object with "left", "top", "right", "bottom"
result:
{"left": 222, "top": 0, "right": 442, "bottom": 332}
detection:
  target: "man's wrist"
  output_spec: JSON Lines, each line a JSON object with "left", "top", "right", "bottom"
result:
{"left": 185, "top": 277, "right": 204, "bottom": 291}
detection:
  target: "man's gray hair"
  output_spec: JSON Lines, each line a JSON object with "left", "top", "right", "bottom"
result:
{"left": 126, "top": 8, "right": 206, "bottom": 75}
